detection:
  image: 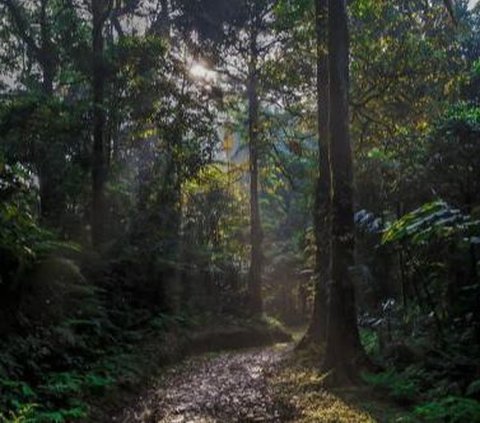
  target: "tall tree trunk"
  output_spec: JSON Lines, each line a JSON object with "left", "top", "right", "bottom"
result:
{"left": 91, "top": 0, "right": 107, "bottom": 247}
{"left": 247, "top": 25, "right": 263, "bottom": 315}
{"left": 299, "top": 0, "right": 330, "bottom": 348}
{"left": 38, "top": 0, "right": 64, "bottom": 226}
{"left": 158, "top": 132, "right": 182, "bottom": 313}
{"left": 323, "top": 0, "right": 366, "bottom": 384}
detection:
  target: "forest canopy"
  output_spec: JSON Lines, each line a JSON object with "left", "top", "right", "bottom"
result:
{"left": 0, "top": 0, "right": 479, "bottom": 421}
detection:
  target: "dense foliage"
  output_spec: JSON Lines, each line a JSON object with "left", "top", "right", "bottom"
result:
{"left": 0, "top": 0, "right": 479, "bottom": 421}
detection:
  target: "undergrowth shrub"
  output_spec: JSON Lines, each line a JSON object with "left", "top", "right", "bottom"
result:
{"left": 414, "top": 396, "right": 480, "bottom": 422}
{"left": 364, "top": 366, "right": 480, "bottom": 422}
{"left": 362, "top": 367, "right": 422, "bottom": 403}
{"left": 360, "top": 328, "right": 380, "bottom": 356}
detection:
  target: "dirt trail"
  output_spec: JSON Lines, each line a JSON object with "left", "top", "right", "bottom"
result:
{"left": 115, "top": 344, "right": 293, "bottom": 423}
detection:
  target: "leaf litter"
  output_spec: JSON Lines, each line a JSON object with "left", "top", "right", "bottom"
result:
{"left": 116, "top": 344, "right": 294, "bottom": 423}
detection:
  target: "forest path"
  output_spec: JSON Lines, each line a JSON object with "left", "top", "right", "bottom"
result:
{"left": 115, "top": 344, "right": 294, "bottom": 423}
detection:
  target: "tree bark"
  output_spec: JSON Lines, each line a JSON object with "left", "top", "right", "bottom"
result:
{"left": 91, "top": 0, "right": 108, "bottom": 247}
{"left": 323, "top": 0, "right": 366, "bottom": 384}
{"left": 39, "top": 0, "right": 55, "bottom": 94}
{"left": 37, "top": 0, "right": 63, "bottom": 226}
{"left": 149, "top": 0, "right": 170, "bottom": 37}
{"left": 247, "top": 23, "right": 263, "bottom": 315}
{"left": 299, "top": 0, "right": 330, "bottom": 348}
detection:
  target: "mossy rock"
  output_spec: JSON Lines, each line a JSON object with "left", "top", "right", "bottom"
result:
{"left": 18, "top": 257, "right": 98, "bottom": 327}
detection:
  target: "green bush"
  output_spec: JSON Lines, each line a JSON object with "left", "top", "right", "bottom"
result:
{"left": 0, "top": 369, "right": 115, "bottom": 422}
{"left": 360, "top": 328, "right": 380, "bottom": 356}
{"left": 18, "top": 258, "right": 101, "bottom": 328}
{"left": 414, "top": 396, "right": 480, "bottom": 422}
{"left": 0, "top": 158, "right": 77, "bottom": 287}
{"left": 362, "top": 368, "right": 422, "bottom": 402}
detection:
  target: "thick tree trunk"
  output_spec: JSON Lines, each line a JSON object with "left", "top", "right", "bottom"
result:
{"left": 38, "top": 4, "right": 62, "bottom": 226}
{"left": 323, "top": 0, "right": 366, "bottom": 384}
{"left": 91, "top": 0, "right": 107, "bottom": 247}
{"left": 299, "top": 0, "right": 330, "bottom": 348}
{"left": 38, "top": 162, "right": 66, "bottom": 226}
{"left": 247, "top": 26, "right": 263, "bottom": 315}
